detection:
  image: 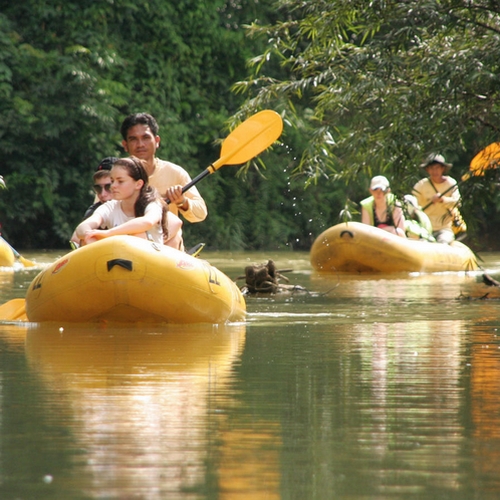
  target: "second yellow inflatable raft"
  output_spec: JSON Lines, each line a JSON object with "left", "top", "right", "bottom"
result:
{"left": 310, "top": 222, "right": 478, "bottom": 273}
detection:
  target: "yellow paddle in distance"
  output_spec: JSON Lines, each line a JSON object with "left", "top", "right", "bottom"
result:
{"left": 462, "top": 142, "right": 500, "bottom": 181}
{"left": 177, "top": 110, "right": 283, "bottom": 197}
{"left": 0, "top": 177, "right": 36, "bottom": 267}
{"left": 1, "top": 236, "right": 37, "bottom": 267}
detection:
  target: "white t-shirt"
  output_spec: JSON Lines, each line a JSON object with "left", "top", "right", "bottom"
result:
{"left": 94, "top": 200, "right": 163, "bottom": 244}
{"left": 412, "top": 177, "right": 459, "bottom": 232}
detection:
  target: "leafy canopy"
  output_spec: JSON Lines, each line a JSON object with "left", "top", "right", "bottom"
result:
{"left": 234, "top": 0, "right": 500, "bottom": 194}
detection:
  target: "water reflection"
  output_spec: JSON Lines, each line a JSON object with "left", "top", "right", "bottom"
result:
{"left": 1, "top": 251, "right": 500, "bottom": 498}
{"left": 0, "top": 269, "right": 14, "bottom": 293}
{"left": 22, "top": 322, "right": 247, "bottom": 499}
{"left": 243, "top": 267, "right": 500, "bottom": 498}
{"left": 353, "top": 318, "right": 464, "bottom": 494}
{"left": 469, "top": 325, "right": 500, "bottom": 495}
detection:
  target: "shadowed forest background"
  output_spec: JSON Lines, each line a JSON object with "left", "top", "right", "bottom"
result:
{"left": 1, "top": 0, "right": 500, "bottom": 251}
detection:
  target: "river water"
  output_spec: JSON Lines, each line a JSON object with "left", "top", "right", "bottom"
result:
{"left": 1, "top": 249, "right": 500, "bottom": 499}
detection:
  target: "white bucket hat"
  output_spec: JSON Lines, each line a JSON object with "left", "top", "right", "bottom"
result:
{"left": 420, "top": 153, "right": 452, "bottom": 173}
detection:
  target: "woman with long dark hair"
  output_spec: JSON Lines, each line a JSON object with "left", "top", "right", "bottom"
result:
{"left": 75, "top": 156, "right": 182, "bottom": 247}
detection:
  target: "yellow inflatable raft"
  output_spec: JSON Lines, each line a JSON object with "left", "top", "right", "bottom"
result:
{"left": 310, "top": 222, "right": 478, "bottom": 273}
{"left": 25, "top": 236, "right": 246, "bottom": 323}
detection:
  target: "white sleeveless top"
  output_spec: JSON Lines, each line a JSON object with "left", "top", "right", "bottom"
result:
{"left": 94, "top": 200, "right": 163, "bottom": 244}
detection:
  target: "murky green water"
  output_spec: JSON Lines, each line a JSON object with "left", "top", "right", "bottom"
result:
{"left": 1, "top": 249, "right": 500, "bottom": 499}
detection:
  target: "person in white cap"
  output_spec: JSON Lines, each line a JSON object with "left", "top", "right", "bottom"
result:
{"left": 412, "top": 153, "right": 460, "bottom": 244}
{"left": 360, "top": 175, "right": 406, "bottom": 237}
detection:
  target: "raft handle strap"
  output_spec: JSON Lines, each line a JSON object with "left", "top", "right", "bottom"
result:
{"left": 107, "top": 259, "right": 133, "bottom": 272}
{"left": 340, "top": 230, "right": 354, "bottom": 238}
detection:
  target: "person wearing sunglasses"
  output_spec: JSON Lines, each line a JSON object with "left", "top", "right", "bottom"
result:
{"left": 70, "top": 157, "right": 118, "bottom": 246}
{"left": 85, "top": 171, "right": 114, "bottom": 216}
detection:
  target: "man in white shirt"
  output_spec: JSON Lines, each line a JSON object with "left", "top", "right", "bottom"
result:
{"left": 120, "top": 113, "right": 208, "bottom": 222}
{"left": 120, "top": 113, "right": 208, "bottom": 249}
{"left": 412, "top": 153, "right": 460, "bottom": 244}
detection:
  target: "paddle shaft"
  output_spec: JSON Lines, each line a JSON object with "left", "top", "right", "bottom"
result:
{"left": 165, "top": 164, "right": 214, "bottom": 203}
{"left": 421, "top": 181, "right": 459, "bottom": 211}
{"left": 179, "top": 148, "right": 245, "bottom": 194}
{"left": 181, "top": 169, "right": 210, "bottom": 195}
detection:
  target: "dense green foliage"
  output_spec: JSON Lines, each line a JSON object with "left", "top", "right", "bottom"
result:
{"left": 2, "top": 0, "right": 500, "bottom": 250}
{"left": 1, "top": 0, "right": 331, "bottom": 250}
{"left": 234, "top": 0, "right": 500, "bottom": 247}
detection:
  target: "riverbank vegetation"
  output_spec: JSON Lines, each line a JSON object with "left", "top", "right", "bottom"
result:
{"left": 1, "top": 1, "right": 499, "bottom": 250}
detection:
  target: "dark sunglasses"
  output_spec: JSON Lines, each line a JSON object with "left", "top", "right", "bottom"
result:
{"left": 93, "top": 183, "right": 112, "bottom": 194}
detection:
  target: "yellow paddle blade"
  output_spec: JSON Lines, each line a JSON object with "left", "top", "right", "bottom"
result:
{"left": 463, "top": 142, "right": 500, "bottom": 180}
{"left": 0, "top": 298, "right": 27, "bottom": 321}
{"left": 211, "top": 110, "right": 283, "bottom": 171}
